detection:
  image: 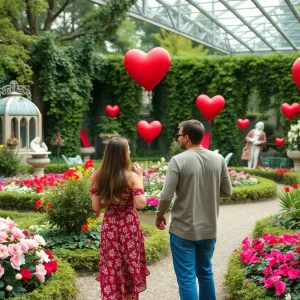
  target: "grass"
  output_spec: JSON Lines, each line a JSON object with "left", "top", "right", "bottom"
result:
{"left": 0, "top": 209, "right": 45, "bottom": 230}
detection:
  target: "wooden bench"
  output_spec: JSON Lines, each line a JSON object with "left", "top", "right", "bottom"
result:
{"left": 260, "top": 156, "right": 287, "bottom": 169}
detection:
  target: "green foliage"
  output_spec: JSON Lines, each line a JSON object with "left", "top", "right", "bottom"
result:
{"left": 268, "top": 210, "right": 300, "bottom": 231}
{"left": 0, "top": 148, "right": 21, "bottom": 176}
{"left": 224, "top": 252, "right": 273, "bottom": 300}
{"left": 98, "top": 116, "right": 122, "bottom": 135}
{"left": 169, "top": 140, "right": 184, "bottom": 157}
{"left": 0, "top": 192, "right": 40, "bottom": 211}
{"left": 44, "top": 176, "right": 94, "bottom": 232}
{"left": 13, "top": 258, "right": 78, "bottom": 300}
{"left": 282, "top": 172, "right": 300, "bottom": 185}
{"left": 53, "top": 223, "right": 168, "bottom": 271}
{"left": 220, "top": 176, "right": 277, "bottom": 203}
{"left": 152, "top": 29, "right": 209, "bottom": 56}
{"left": 277, "top": 185, "right": 300, "bottom": 211}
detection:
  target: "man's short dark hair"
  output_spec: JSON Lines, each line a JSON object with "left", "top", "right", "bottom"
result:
{"left": 179, "top": 120, "right": 205, "bottom": 144}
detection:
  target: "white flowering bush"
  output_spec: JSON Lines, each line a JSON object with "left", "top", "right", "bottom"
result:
{"left": 287, "top": 120, "right": 300, "bottom": 150}
{"left": 0, "top": 217, "right": 58, "bottom": 298}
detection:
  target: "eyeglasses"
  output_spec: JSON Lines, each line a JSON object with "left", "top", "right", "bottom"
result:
{"left": 176, "top": 134, "right": 185, "bottom": 138}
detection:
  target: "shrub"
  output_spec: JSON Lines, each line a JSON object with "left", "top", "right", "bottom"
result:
{"left": 0, "top": 192, "right": 40, "bottom": 211}
{"left": 41, "top": 165, "right": 95, "bottom": 232}
{"left": 277, "top": 184, "right": 300, "bottom": 211}
{"left": 169, "top": 140, "right": 183, "bottom": 157}
{"left": 0, "top": 148, "right": 21, "bottom": 177}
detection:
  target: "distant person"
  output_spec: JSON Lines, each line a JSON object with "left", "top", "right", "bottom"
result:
{"left": 90, "top": 137, "right": 150, "bottom": 300}
{"left": 156, "top": 120, "right": 232, "bottom": 300}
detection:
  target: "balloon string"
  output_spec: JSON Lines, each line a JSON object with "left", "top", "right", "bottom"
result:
{"left": 148, "top": 143, "right": 150, "bottom": 184}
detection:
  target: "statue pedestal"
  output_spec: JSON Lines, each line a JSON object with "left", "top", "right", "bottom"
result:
{"left": 26, "top": 152, "right": 51, "bottom": 177}
{"left": 80, "top": 147, "right": 95, "bottom": 162}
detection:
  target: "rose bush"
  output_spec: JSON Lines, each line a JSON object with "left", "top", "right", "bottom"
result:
{"left": 0, "top": 217, "right": 58, "bottom": 298}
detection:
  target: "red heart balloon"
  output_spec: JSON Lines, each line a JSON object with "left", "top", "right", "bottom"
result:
{"left": 137, "top": 120, "right": 162, "bottom": 144}
{"left": 105, "top": 105, "right": 120, "bottom": 118}
{"left": 292, "top": 57, "right": 300, "bottom": 89}
{"left": 275, "top": 138, "right": 285, "bottom": 147}
{"left": 237, "top": 119, "right": 250, "bottom": 130}
{"left": 196, "top": 95, "right": 225, "bottom": 122}
{"left": 280, "top": 103, "right": 300, "bottom": 120}
{"left": 124, "top": 47, "right": 171, "bottom": 92}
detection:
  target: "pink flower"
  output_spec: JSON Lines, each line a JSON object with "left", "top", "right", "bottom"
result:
{"left": 5, "top": 217, "right": 16, "bottom": 229}
{"left": 286, "top": 251, "right": 294, "bottom": 261}
{"left": 11, "top": 227, "right": 25, "bottom": 240}
{"left": 0, "top": 264, "right": 4, "bottom": 278}
{"left": 15, "top": 273, "right": 22, "bottom": 280}
{"left": 24, "top": 239, "right": 39, "bottom": 250}
{"left": 35, "top": 264, "right": 47, "bottom": 283}
{"left": 253, "top": 243, "right": 264, "bottom": 252}
{"left": 18, "top": 240, "right": 29, "bottom": 254}
{"left": 288, "top": 268, "right": 300, "bottom": 280}
{"left": 264, "top": 277, "right": 274, "bottom": 288}
{"left": 268, "top": 258, "right": 277, "bottom": 267}
{"left": 0, "top": 232, "right": 8, "bottom": 243}
{"left": 275, "top": 280, "right": 286, "bottom": 296}
{"left": 263, "top": 266, "right": 272, "bottom": 277}
{"left": 6, "top": 285, "right": 13, "bottom": 291}
{"left": 8, "top": 244, "right": 22, "bottom": 257}
{"left": 10, "top": 253, "right": 25, "bottom": 269}
{"left": 33, "top": 235, "right": 46, "bottom": 246}
{"left": 0, "top": 244, "right": 8, "bottom": 259}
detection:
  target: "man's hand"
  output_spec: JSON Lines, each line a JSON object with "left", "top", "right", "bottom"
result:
{"left": 155, "top": 217, "right": 166, "bottom": 230}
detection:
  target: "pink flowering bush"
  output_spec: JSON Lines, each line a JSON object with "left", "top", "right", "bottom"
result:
{"left": 0, "top": 217, "right": 58, "bottom": 298}
{"left": 239, "top": 232, "right": 300, "bottom": 299}
{"left": 228, "top": 169, "right": 258, "bottom": 187}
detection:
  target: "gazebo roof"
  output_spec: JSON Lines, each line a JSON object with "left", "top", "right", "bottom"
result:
{"left": 0, "top": 92, "right": 40, "bottom": 116}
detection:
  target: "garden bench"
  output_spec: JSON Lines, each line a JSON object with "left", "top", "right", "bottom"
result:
{"left": 260, "top": 156, "right": 287, "bottom": 168}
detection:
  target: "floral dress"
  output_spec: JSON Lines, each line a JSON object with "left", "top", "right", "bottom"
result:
{"left": 90, "top": 186, "right": 150, "bottom": 300}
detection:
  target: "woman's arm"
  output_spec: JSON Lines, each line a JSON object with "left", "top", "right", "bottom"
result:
{"left": 132, "top": 164, "right": 146, "bottom": 210}
{"left": 92, "top": 194, "right": 107, "bottom": 213}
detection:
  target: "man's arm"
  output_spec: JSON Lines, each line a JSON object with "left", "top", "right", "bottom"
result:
{"left": 220, "top": 159, "right": 232, "bottom": 198}
{"left": 156, "top": 157, "right": 180, "bottom": 220}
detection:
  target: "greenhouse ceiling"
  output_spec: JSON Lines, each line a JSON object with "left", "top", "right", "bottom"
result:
{"left": 91, "top": 0, "right": 300, "bottom": 55}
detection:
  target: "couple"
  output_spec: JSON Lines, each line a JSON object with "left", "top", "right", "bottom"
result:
{"left": 90, "top": 119, "right": 232, "bottom": 300}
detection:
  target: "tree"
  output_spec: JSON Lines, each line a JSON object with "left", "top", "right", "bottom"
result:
{"left": 152, "top": 29, "right": 209, "bottom": 56}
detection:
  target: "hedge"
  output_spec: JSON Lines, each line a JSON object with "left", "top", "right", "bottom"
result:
{"left": 53, "top": 223, "right": 168, "bottom": 271}
{"left": 231, "top": 167, "right": 300, "bottom": 186}
{"left": 14, "top": 257, "right": 78, "bottom": 300}
{"left": 0, "top": 176, "right": 277, "bottom": 211}
{"left": 220, "top": 176, "right": 277, "bottom": 203}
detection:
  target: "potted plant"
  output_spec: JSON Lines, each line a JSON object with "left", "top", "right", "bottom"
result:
{"left": 6, "top": 131, "right": 19, "bottom": 150}
{"left": 97, "top": 116, "right": 122, "bottom": 144}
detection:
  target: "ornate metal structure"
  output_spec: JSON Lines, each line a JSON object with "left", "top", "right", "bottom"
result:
{"left": 0, "top": 80, "right": 31, "bottom": 100}
{"left": 91, "top": 0, "right": 300, "bottom": 54}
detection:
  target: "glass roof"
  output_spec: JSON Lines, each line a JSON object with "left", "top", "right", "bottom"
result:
{"left": 92, "top": 0, "right": 300, "bottom": 54}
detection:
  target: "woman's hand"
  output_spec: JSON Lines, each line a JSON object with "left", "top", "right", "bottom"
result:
{"left": 132, "top": 162, "right": 144, "bottom": 177}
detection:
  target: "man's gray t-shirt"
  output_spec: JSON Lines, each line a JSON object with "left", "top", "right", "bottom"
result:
{"left": 156, "top": 149, "right": 232, "bottom": 241}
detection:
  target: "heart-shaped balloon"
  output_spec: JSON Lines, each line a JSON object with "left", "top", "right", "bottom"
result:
{"left": 124, "top": 47, "right": 171, "bottom": 92}
{"left": 237, "top": 119, "right": 250, "bottom": 130}
{"left": 280, "top": 103, "right": 300, "bottom": 120}
{"left": 292, "top": 57, "right": 300, "bottom": 89}
{"left": 137, "top": 120, "right": 162, "bottom": 144}
{"left": 196, "top": 95, "right": 225, "bottom": 122}
{"left": 275, "top": 138, "right": 285, "bottom": 147}
{"left": 105, "top": 105, "right": 120, "bottom": 118}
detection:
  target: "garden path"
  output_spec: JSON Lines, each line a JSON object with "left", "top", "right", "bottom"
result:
{"left": 76, "top": 185, "right": 282, "bottom": 300}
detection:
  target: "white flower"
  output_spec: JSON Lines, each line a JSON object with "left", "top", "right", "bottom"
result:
{"left": 285, "top": 293, "right": 291, "bottom": 300}
{"left": 33, "top": 234, "right": 46, "bottom": 246}
{"left": 36, "top": 250, "right": 50, "bottom": 263}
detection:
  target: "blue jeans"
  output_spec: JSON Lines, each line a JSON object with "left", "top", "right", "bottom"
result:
{"left": 170, "top": 233, "right": 216, "bottom": 300}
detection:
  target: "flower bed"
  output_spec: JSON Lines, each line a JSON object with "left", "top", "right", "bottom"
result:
{"left": 228, "top": 169, "right": 258, "bottom": 187}
{"left": 225, "top": 232, "right": 300, "bottom": 299}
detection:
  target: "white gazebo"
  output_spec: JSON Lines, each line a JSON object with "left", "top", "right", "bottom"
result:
{"left": 0, "top": 81, "right": 42, "bottom": 163}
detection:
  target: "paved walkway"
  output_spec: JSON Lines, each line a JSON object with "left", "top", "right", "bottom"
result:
{"left": 76, "top": 190, "right": 282, "bottom": 300}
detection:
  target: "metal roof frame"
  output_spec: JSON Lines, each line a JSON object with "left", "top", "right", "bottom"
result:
{"left": 91, "top": 0, "right": 300, "bottom": 54}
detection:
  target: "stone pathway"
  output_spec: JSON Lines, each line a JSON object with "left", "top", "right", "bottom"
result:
{"left": 76, "top": 193, "right": 282, "bottom": 300}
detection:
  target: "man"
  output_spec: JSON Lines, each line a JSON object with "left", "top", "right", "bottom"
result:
{"left": 155, "top": 120, "right": 232, "bottom": 300}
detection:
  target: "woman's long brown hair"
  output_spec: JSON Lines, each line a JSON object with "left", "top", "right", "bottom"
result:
{"left": 93, "top": 137, "right": 130, "bottom": 204}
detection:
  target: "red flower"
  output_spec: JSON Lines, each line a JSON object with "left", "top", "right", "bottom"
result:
{"left": 50, "top": 260, "right": 58, "bottom": 272}
{"left": 293, "top": 183, "right": 299, "bottom": 189}
{"left": 22, "top": 230, "right": 29, "bottom": 236}
{"left": 295, "top": 247, "right": 300, "bottom": 254}
{"left": 284, "top": 186, "right": 290, "bottom": 193}
{"left": 43, "top": 262, "right": 53, "bottom": 275}
{"left": 35, "top": 199, "right": 43, "bottom": 210}
{"left": 44, "top": 249, "right": 54, "bottom": 259}
{"left": 95, "top": 213, "right": 100, "bottom": 218}
{"left": 36, "top": 185, "right": 44, "bottom": 193}
{"left": 20, "top": 268, "right": 32, "bottom": 280}
{"left": 46, "top": 203, "right": 52, "bottom": 209}
{"left": 84, "top": 159, "right": 95, "bottom": 169}
{"left": 81, "top": 224, "right": 88, "bottom": 231}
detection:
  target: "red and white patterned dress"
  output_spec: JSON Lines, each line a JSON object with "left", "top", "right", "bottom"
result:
{"left": 90, "top": 186, "right": 150, "bottom": 300}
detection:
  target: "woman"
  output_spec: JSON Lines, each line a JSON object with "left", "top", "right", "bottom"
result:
{"left": 90, "top": 137, "right": 150, "bottom": 300}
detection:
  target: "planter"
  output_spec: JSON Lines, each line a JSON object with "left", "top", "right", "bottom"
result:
{"left": 80, "top": 147, "right": 95, "bottom": 162}
{"left": 138, "top": 211, "right": 171, "bottom": 231}
{"left": 7, "top": 144, "right": 18, "bottom": 151}
{"left": 287, "top": 150, "right": 300, "bottom": 172}
{"left": 100, "top": 134, "right": 120, "bottom": 145}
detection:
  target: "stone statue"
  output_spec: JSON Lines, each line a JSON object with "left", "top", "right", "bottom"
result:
{"left": 241, "top": 121, "right": 267, "bottom": 169}
{"left": 30, "top": 137, "right": 48, "bottom": 153}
